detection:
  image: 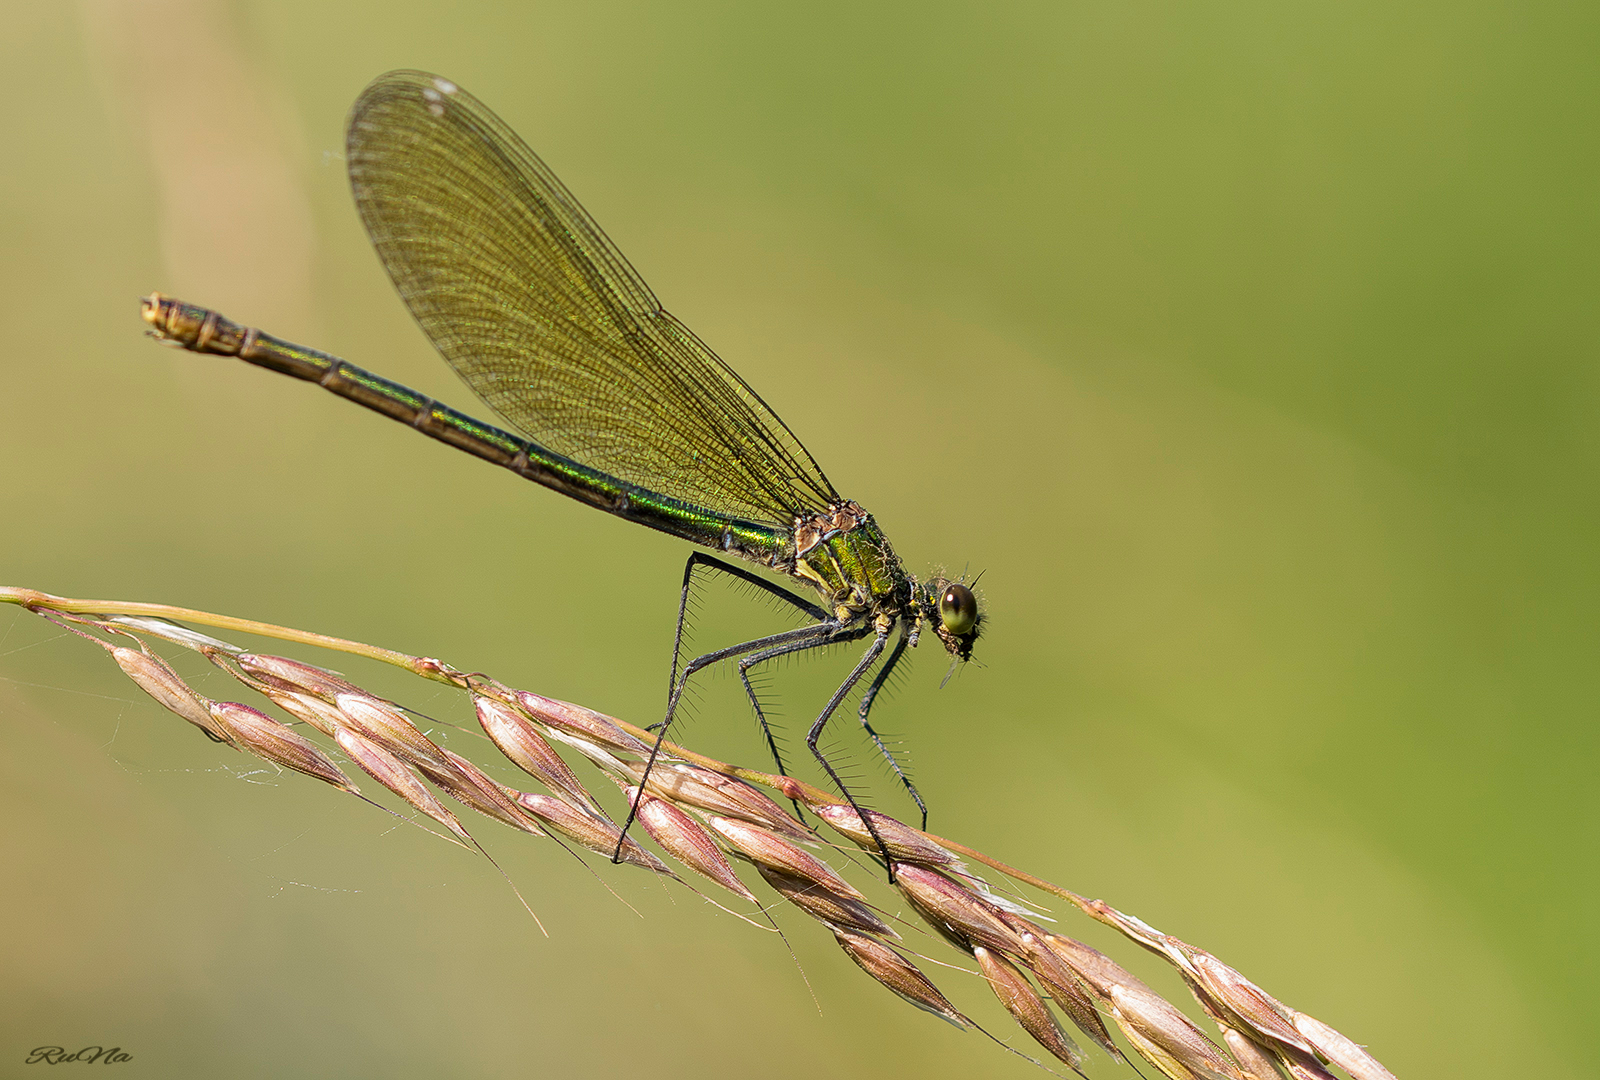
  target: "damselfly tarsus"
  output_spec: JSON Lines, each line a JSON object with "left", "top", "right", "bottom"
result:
{"left": 142, "top": 70, "right": 982, "bottom": 879}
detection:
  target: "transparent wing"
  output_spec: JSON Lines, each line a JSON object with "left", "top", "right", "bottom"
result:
{"left": 345, "top": 70, "right": 838, "bottom": 526}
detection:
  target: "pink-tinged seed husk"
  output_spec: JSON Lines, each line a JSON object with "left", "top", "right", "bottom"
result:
{"left": 261, "top": 687, "right": 344, "bottom": 738}
{"left": 617, "top": 760, "right": 812, "bottom": 841}
{"left": 1274, "top": 1049, "right": 1342, "bottom": 1080}
{"left": 237, "top": 656, "right": 455, "bottom": 776}
{"left": 1183, "top": 948, "right": 1316, "bottom": 1057}
{"left": 236, "top": 653, "right": 364, "bottom": 701}
{"left": 894, "top": 864, "right": 1026, "bottom": 955}
{"left": 1078, "top": 900, "right": 1340, "bottom": 1068}
{"left": 1118, "top": 1021, "right": 1206, "bottom": 1080}
{"left": 333, "top": 727, "right": 472, "bottom": 842}
{"left": 973, "top": 946, "right": 1084, "bottom": 1068}
{"left": 1044, "top": 935, "right": 1247, "bottom": 1080}
{"left": 835, "top": 928, "right": 967, "bottom": 1027}
{"left": 511, "top": 692, "right": 649, "bottom": 755}
{"left": 1044, "top": 933, "right": 1153, "bottom": 999}
{"left": 755, "top": 864, "right": 896, "bottom": 938}
{"left": 1039, "top": 967, "right": 1122, "bottom": 1063}
{"left": 1291, "top": 1011, "right": 1398, "bottom": 1080}
{"left": 997, "top": 914, "right": 1123, "bottom": 1061}
{"left": 1219, "top": 1024, "right": 1305, "bottom": 1080}
{"left": 113, "top": 646, "right": 234, "bottom": 744}
{"left": 1107, "top": 982, "right": 1250, "bottom": 1080}
{"left": 475, "top": 696, "right": 604, "bottom": 818}
{"left": 625, "top": 787, "right": 755, "bottom": 901}
{"left": 814, "top": 804, "right": 957, "bottom": 866}
{"left": 208, "top": 701, "right": 358, "bottom": 793}
{"left": 514, "top": 792, "right": 668, "bottom": 872}
{"left": 415, "top": 749, "right": 542, "bottom": 835}
{"left": 1088, "top": 906, "right": 1315, "bottom": 1062}
{"left": 1190, "top": 993, "right": 1295, "bottom": 1080}
{"left": 334, "top": 692, "right": 453, "bottom": 773}
{"left": 706, "top": 817, "right": 864, "bottom": 900}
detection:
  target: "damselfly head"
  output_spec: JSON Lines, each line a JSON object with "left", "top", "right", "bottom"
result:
{"left": 920, "top": 574, "right": 983, "bottom": 662}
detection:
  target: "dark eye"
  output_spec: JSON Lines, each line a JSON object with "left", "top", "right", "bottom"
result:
{"left": 939, "top": 583, "right": 978, "bottom": 636}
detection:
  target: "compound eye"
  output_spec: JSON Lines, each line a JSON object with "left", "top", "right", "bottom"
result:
{"left": 939, "top": 583, "right": 978, "bottom": 636}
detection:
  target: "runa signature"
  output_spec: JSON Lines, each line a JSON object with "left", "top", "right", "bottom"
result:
{"left": 25, "top": 1046, "right": 133, "bottom": 1065}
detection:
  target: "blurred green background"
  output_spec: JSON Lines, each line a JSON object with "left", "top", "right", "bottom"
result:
{"left": 2, "top": 2, "right": 1594, "bottom": 1077}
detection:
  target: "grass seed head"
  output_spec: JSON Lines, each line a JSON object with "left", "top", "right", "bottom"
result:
{"left": 1216, "top": 1024, "right": 1296, "bottom": 1080}
{"left": 755, "top": 864, "right": 896, "bottom": 938}
{"left": 973, "top": 945, "right": 1084, "bottom": 1068}
{"left": 333, "top": 726, "right": 472, "bottom": 842}
{"left": 415, "top": 749, "right": 542, "bottom": 835}
{"left": 1043, "top": 933, "right": 1153, "bottom": 1000}
{"left": 208, "top": 701, "right": 358, "bottom": 793}
{"left": 1106, "top": 982, "right": 1250, "bottom": 1080}
{"left": 511, "top": 692, "right": 649, "bottom": 755}
{"left": 707, "top": 817, "right": 863, "bottom": 900}
{"left": 476, "top": 696, "right": 605, "bottom": 818}
{"left": 259, "top": 687, "right": 344, "bottom": 738}
{"left": 1181, "top": 947, "right": 1316, "bottom": 1058}
{"left": 996, "top": 915, "right": 1123, "bottom": 1061}
{"left": 112, "top": 645, "right": 234, "bottom": 744}
{"left": 624, "top": 787, "right": 755, "bottom": 901}
{"left": 621, "top": 761, "right": 813, "bottom": 841}
{"left": 515, "top": 791, "right": 669, "bottom": 872}
{"left": 894, "top": 864, "right": 1026, "bottom": 955}
{"left": 333, "top": 692, "right": 452, "bottom": 773}
{"left": 835, "top": 929, "right": 967, "bottom": 1028}
{"left": 1291, "top": 1011, "right": 1398, "bottom": 1080}
{"left": 236, "top": 653, "right": 363, "bottom": 701}
{"left": 814, "top": 804, "right": 958, "bottom": 867}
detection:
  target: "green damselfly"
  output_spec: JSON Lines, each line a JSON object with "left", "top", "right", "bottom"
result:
{"left": 143, "top": 71, "right": 982, "bottom": 877}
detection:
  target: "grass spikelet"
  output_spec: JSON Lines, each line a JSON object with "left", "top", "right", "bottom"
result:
{"left": 973, "top": 945, "right": 1085, "bottom": 1069}
{"left": 620, "top": 760, "right": 815, "bottom": 841}
{"left": 333, "top": 726, "right": 474, "bottom": 843}
{"left": 895, "top": 864, "right": 1026, "bottom": 955}
{"left": 511, "top": 691, "right": 649, "bottom": 755}
{"left": 755, "top": 864, "right": 897, "bottom": 938}
{"left": 707, "top": 816, "right": 863, "bottom": 900}
{"left": 623, "top": 785, "right": 756, "bottom": 901}
{"left": 334, "top": 692, "right": 455, "bottom": 774}
{"left": 208, "top": 701, "right": 359, "bottom": 794}
{"left": 814, "top": 804, "right": 959, "bottom": 867}
{"left": 835, "top": 928, "right": 968, "bottom": 1027}
{"left": 1291, "top": 1012, "right": 1398, "bottom": 1080}
{"left": 995, "top": 915, "right": 1123, "bottom": 1062}
{"left": 514, "top": 791, "right": 671, "bottom": 873}
{"left": 112, "top": 643, "right": 234, "bottom": 744}
{"left": 415, "top": 750, "right": 543, "bottom": 836}
{"left": 475, "top": 695, "right": 605, "bottom": 818}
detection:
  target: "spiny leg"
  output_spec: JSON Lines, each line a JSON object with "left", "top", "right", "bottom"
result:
{"left": 612, "top": 618, "right": 848, "bottom": 864}
{"left": 806, "top": 631, "right": 905, "bottom": 882}
{"left": 664, "top": 553, "right": 828, "bottom": 712}
{"left": 854, "top": 628, "right": 928, "bottom": 829}
{"left": 737, "top": 624, "right": 874, "bottom": 820}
